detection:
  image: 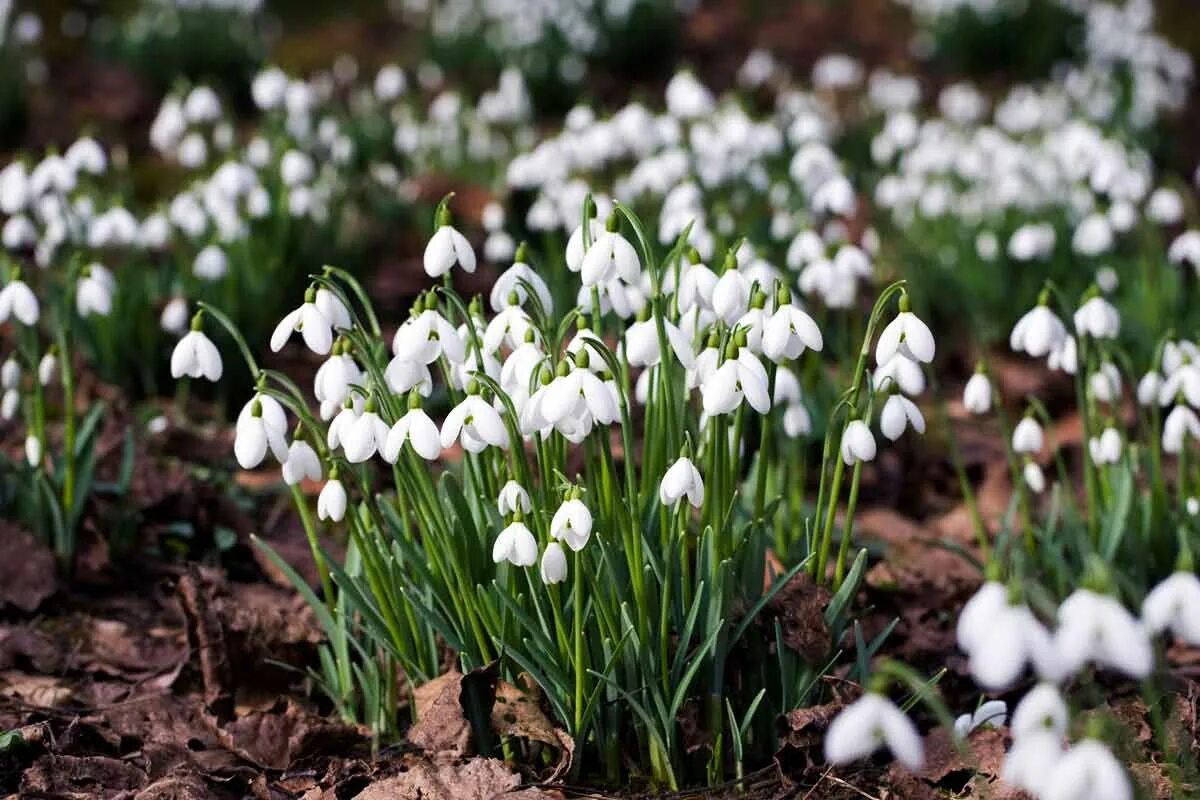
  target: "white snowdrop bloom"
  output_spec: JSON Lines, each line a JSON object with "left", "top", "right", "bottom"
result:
{"left": 374, "top": 64, "right": 407, "bottom": 102}
{"left": 660, "top": 456, "right": 704, "bottom": 508}
{"left": 1, "top": 388, "right": 19, "bottom": 420}
{"left": 65, "top": 136, "right": 106, "bottom": 175}
{"left": 1011, "top": 414, "right": 1045, "bottom": 454}
{"left": 485, "top": 304, "right": 538, "bottom": 353}
{"left": 1142, "top": 572, "right": 1200, "bottom": 644}
{"left": 251, "top": 67, "right": 288, "bottom": 110}
{"left": 313, "top": 288, "right": 351, "bottom": 331}
{"left": 1095, "top": 267, "right": 1119, "bottom": 294}
{"left": 423, "top": 222, "right": 476, "bottom": 278}
{"left": 840, "top": 419, "right": 877, "bottom": 465}
{"left": 392, "top": 307, "right": 466, "bottom": 365}
{"left": 1147, "top": 187, "right": 1183, "bottom": 225}
{"left": 824, "top": 693, "right": 923, "bottom": 770}
{"left": 624, "top": 317, "right": 695, "bottom": 370}
{"left": 0, "top": 162, "right": 28, "bottom": 215}
{"left": 1074, "top": 295, "right": 1120, "bottom": 339}
{"left": 551, "top": 497, "right": 593, "bottom": 551}
{"left": 317, "top": 478, "right": 347, "bottom": 522}
{"left": 581, "top": 229, "right": 640, "bottom": 286}
{"left": 565, "top": 219, "right": 605, "bottom": 273}
{"left": 2, "top": 215, "right": 36, "bottom": 249}
{"left": 0, "top": 278, "right": 39, "bottom": 325}
{"left": 1072, "top": 213, "right": 1114, "bottom": 256}
{"left": 315, "top": 351, "right": 363, "bottom": 413}
{"left": 880, "top": 393, "right": 925, "bottom": 441}
{"left": 1088, "top": 362, "right": 1122, "bottom": 403}
{"left": 763, "top": 301, "right": 823, "bottom": 362}
{"left": 1042, "top": 740, "right": 1131, "bottom": 800}
{"left": 193, "top": 245, "right": 228, "bottom": 281}
{"left": 677, "top": 258, "right": 718, "bottom": 311}
{"left": 159, "top": 297, "right": 188, "bottom": 335}
{"left": 1054, "top": 589, "right": 1153, "bottom": 680}
{"left": 969, "top": 596, "right": 1059, "bottom": 689}
{"left": 540, "top": 542, "right": 568, "bottom": 585}
{"left": 702, "top": 350, "right": 771, "bottom": 416}
{"left": 497, "top": 481, "right": 532, "bottom": 516}
{"left": 1010, "top": 683, "right": 1069, "bottom": 740}
{"left": 1159, "top": 362, "right": 1200, "bottom": 407}
{"left": 383, "top": 406, "right": 441, "bottom": 462}
{"left": 734, "top": 306, "right": 769, "bottom": 354}
{"left": 1008, "top": 223, "right": 1055, "bottom": 261}
{"left": 29, "top": 154, "right": 74, "bottom": 195}
{"left": 783, "top": 403, "right": 812, "bottom": 437}
{"left": 876, "top": 308, "right": 935, "bottom": 365}
{"left": 543, "top": 366, "right": 619, "bottom": 428}
{"left": 962, "top": 372, "right": 992, "bottom": 415}
{"left": 1048, "top": 335, "right": 1077, "bottom": 375}
{"left": 1190, "top": 498, "right": 1200, "bottom": 516}
{"left": 1136, "top": 371, "right": 1161, "bottom": 406}
{"left": 712, "top": 268, "right": 750, "bottom": 325}
{"left": 493, "top": 518, "right": 538, "bottom": 567}
{"left": 956, "top": 581, "right": 1008, "bottom": 654}
{"left": 170, "top": 329, "right": 223, "bottom": 382}
{"left": 183, "top": 85, "right": 221, "bottom": 123}
{"left": 237, "top": 392, "right": 286, "bottom": 438}
{"left": 1167, "top": 230, "right": 1200, "bottom": 274}
{"left": 75, "top": 264, "right": 115, "bottom": 317}
{"left": 280, "top": 150, "right": 315, "bottom": 187}
{"left": 491, "top": 260, "right": 552, "bottom": 313}
{"left": 234, "top": 401, "right": 289, "bottom": 469}
{"left": 282, "top": 440, "right": 322, "bottom": 486}
{"left": 271, "top": 289, "right": 334, "bottom": 355}
{"left": 874, "top": 353, "right": 925, "bottom": 397}
{"left": 25, "top": 434, "right": 41, "bottom": 467}
{"left": 441, "top": 392, "right": 509, "bottom": 453}
{"left": 1010, "top": 303, "right": 1066, "bottom": 358}
{"left": 343, "top": 405, "right": 389, "bottom": 463}
{"left": 326, "top": 402, "right": 360, "bottom": 452}
{"left": 953, "top": 700, "right": 1007, "bottom": 738}
{"left": 1002, "top": 731, "right": 1065, "bottom": 798}
{"left": 176, "top": 133, "right": 208, "bottom": 169}
{"left": 1089, "top": 427, "right": 1122, "bottom": 465}
{"left": 665, "top": 71, "right": 715, "bottom": 120}
{"left": 1023, "top": 461, "right": 1046, "bottom": 494}
{"left": 1, "top": 358, "right": 19, "bottom": 390}
{"left": 1163, "top": 405, "right": 1200, "bottom": 454}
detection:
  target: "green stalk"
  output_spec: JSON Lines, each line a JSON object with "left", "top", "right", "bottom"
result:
{"left": 291, "top": 483, "right": 335, "bottom": 613}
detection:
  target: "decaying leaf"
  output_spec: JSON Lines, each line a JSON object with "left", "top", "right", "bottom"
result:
{"left": 765, "top": 571, "right": 832, "bottom": 663}
{"left": 0, "top": 524, "right": 57, "bottom": 613}
{"left": 356, "top": 757, "right": 522, "bottom": 800}
{"left": 491, "top": 673, "right": 574, "bottom": 781}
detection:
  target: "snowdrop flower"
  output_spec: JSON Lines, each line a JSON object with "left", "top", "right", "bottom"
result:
{"left": 0, "top": 276, "right": 39, "bottom": 325}
{"left": 677, "top": 250, "right": 718, "bottom": 311}
{"left": 314, "top": 288, "right": 352, "bottom": 331}
{"left": 2, "top": 388, "right": 18, "bottom": 420}
{"left": 1088, "top": 362, "right": 1122, "bottom": 404}
{"left": 318, "top": 476, "right": 347, "bottom": 522}
{"left": 271, "top": 287, "right": 334, "bottom": 355}
{"left": 1002, "top": 731, "right": 1065, "bottom": 797}
{"left": 840, "top": 418, "right": 877, "bottom": 465}
{"left": 660, "top": 456, "right": 704, "bottom": 508}
{"left": 874, "top": 353, "right": 925, "bottom": 396}
{"left": 1012, "top": 416, "right": 1044, "bottom": 454}
{"left": 702, "top": 346, "right": 771, "bottom": 416}
{"left": 712, "top": 264, "right": 750, "bottom": 325}
{"left": 282, "top": 439, "right": 322, "bottom": 486}
{"left": 1048, "top": 335, "right": 1077, "bottom": 375}
{"left": 824, "top": 693, "right": 923, "bottom": 770}
{"left": 565, "top": 217, "right": 605, "bottom": 273}
{"left": 485, "top": 302, "right": 538, "bottom": 353}
{"left": 37, "top": 352, "right": 55, "bottom": 386}
{"left": 551, "top": 491, "right": 592, "bottom": 551}
{"left": 193, "top": 245, "right": 228, "bottom": 280}
{"left": 541, "top": 358, "right": 619, "bottom": 429}
{"left": 493, "top": 515, "right": 537, "bottom": 567}
{"left": 392, "top": 298, "right": 466, "bottom": 365}
{"left": 1089, "top": 426, "right": 1122, "bottom": 465}
{"left": 581, "top": 223, "right": 640, "bottom": 287}
{"left": 665, "top": 71, "right": 715, "bottom": 120}
{"left": 625, "top": 315, "right": 695, "bottom": 371}
{"left": 1010, "top": 297, "right": 1067, "bottom": 358}
{"left": 2, "top": 358, "right": 18, "bottom": 390}
{"left": 382, "top": 398, "right": 441, "bottom": 462}
{"left": 1054, "top": 589, "right": 1153, "bottom": 679}
{"left": 763, "top": 287, "right": 823, "bottom": 362}
{"left": 540, "top": 542, "right": 568, "bottom": 584}
{"left": 1136, "top": 371, "right": 1161, "bottom": 406}
{"left": 1010, "top": 683, "right": 1068, "bottom": 740}
{"left": 879, "top": 391, "right": 925, "bottom": 441}
{"left": 423, "top": 206, "right": 476, "bottom": 278}
{"left": 497, "top": 481, "right": 532, "bottom": 516}
{"left": 235, "top": 399, "right": 289, "bottom": 469}
{"left": 1023, "top": 460, "right": 1046, "bottom": 494}
{"left": 783, "top": 403, "right": 811, "bottom": 437}
{"left": 1042, "top": 740, "right": 1131, "bottom": 800}
{"left": 1072, "top": 213, "right": 1114, "bottom": 256}
{"left": 1167, "top": 230, "right": 1200, "bottom": 274}
{"left": 170, "top": 317, "right": 223, "bottom": 382}
{"left": 876, "top": 297, "right": 935, "bottom": 365}
{"left": 1163, "top": 404, "right": 1200, "bottom": 454}
{"left": 957, "top": 581, "right": 1006, "bottom": 654}
{"left": 340, "top": 399, "right": 387, "bottom": 463}
{"left": 1142, "top": 571, "right": 1200, "bottom": 644}
{"left": 1147, "top": 187, "right": 1183, "bottom": 225}
{"left": 326, "top": 400, "right": 361, "bottom": 452}
{"left": 237, "top": 392, "right": 287, "bottom": 438}
{"left": 161, "top": 297, "right": 188, "bottom": 334}
{"left": 441, "top": 383, "right": 509, "bottom": 453}
{"left": 953, "top": 700, "right": 1007, "bottom": 738}
{"left": 971, "top": 593, "right": 1058, "bottom": 689}
{"left": 25, "top": 434, "right": 41, "bottom": 467}
{"left": 75, "top": 264, "right": 114, "bottom": 317}
{"left": 1074, "top": 294, "right": 1120, "bottom": 340}
{"left": 962, "top": 370, "right": 992, "bottom": 415}
{"left": 490, "top": 249, "right": 552, "bottom": 312}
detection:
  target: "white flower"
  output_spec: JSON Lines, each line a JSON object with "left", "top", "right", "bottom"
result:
{"left": 484, "top": 304, "right": 538, "bottom": 353}
{"left": 783, "top": 403, "right": 811, "bottom": 437}
{"left": 1142, "top": 572, "right": 1200, "bottom": 645}
{"left": 1054, "top": 589, "right": 1153, "bottom": 680}
{"left": 382, "top": 406, "right": 441, "bottom": 462}
{"left": 565, "top": 219, "right": 605, "bottom": 272}
{"left": 660, "top": 457, "right": 705, "bottom": 508}
{"left": 963, "top": 372, "right": 992, "bottom": 415}
{"left": 392, "top": 307, "right": 466, "bottom": 365}
{"left": 840, "top": 419, "right": 877, "bottom": 465}
{"left": 423, "top": 224, "right": 476, "bottom": 278}
{"left": 237, "top": 392, "right": 287, "bottom": 437}
{"left": 161, "top": 297, "right": 188, "bottom": 334}
{"left": 0, "top": 278, "right": 39, "bottom": 325}
{"left": 491, "top": 260, "right": 552, "bottom": 312}
{"left": 271, "top": 291, "right": 334, "bottom": 355}
{"left": 953, "top": 700, "right": 1007, "bottom": 738}
{"left": 1089, "top": 362, "right": 1122, "bottom": 404}
{"left": 76, "top": 264, "right": 115, "bottom": 317}
{"left": 234, "top": 401, "right": 288, "bottom": 469}
{"left": 282, "top": 440, "right": 322, "bottom": 485}
{"left": 956, "top": 581, "right": 1006, "bottom": 654}
{"left": 193, "top": 245, "right": 228, "bottom": 280}
{"left": 1010, "top": 683, "right": 1069, "bottom": 741}
{"left": 497, "top": 481, "right": 532, "bottom": 516}
{"left": 493, "top": 519, "right": 537, "bottom": 566}
{"left": 1012, "top": 417, "right": 1044, "bottom": 454}
{"left": 581, "top": 230, "right": 640, "bottom": 286}
{"left": 343, "top": 406, "right": 389, "bottom": 463}
{"left": 625, "top": 318, "right": 695, "bottom": 370}
{"left": 551, "top": 497, "right": 592, "bottom": 551}
{"left": 879, "top": 393, "right": 925, "bottom": 441}
{"left": 540, "top": 542, "right": 568, "bottom": 584}
{"left": 1002, "top": 731, "right": 1065, "bottom": 797}
{"left": 1048, "top": 336, "right": 1077, "bottom": 375}
{"left": 1023, "top": 461, "right": 1046, "bottom": 494}
{"left": 314, "top": 288, "right": 352, "bottom": 331}
{"left": 763, "top": 303, "right": 824, "bottom": 362}
{"left": 326, "top": 402, "right": 360, "bottom": 451}
{"left": 25, "top": 434, "right": 41, "bottom": 467}
{"left": 314, "top": 350, "right": 363, "bottom": 412}
{"left": 1, "top": 357, "right": 18, "bottom": 390}
{"left": 2, "top": 388, "right": 19, "bottom": 420}
{"left": 441, "top": 393, "right": 509, "bottom": 453}
{"left": 317, "top": 478, "right": 347, "bottom": 522}
{"left": 170, "top": 329, "right": 223, "bottom": 382}
{"left": 677, "top": 259, "right": 718, "bottom": 311}
{"left": 1010, "top": 304, "right": 1066, "bottom": 358}
{"left": 702, "top": 350, "right": 771, "bottom": 416}
{"left": 1136, "top": 372, "right": 1161, "bottom": 407}
{"left": 1163, "top": 405, "right": 1200, "bottom": 454}
{"left": 1088, "top": 427, "right": 1122, "bottom": 465}
{"left": 37, "top": 353, "right": 55, "bottom": 386}
{"left": 1072, "top": 213, "right": 1114, "bottom": 256}
{"left": 876, "top": 310, "right": 935, "bottom": 365}
{"left": 712, "top": 269, "right": 750, "bottom": 325}
{"left": 874, "top": 353, "right": 925, "bottom": 396}
{"left": 1168, "top": 230, "right": 1200, "bottom": 274}
{"left": 824, "top": 693, "right": 923, "bottom": 770}
{"left": 968, "top": 598, "right": 1058, "bottom": 689}
{"left": 1074, "top": 296, "right": 1120, "bottom": 339}
{"left": 1042, "top": 740, "right": 1131, "bottom": 800}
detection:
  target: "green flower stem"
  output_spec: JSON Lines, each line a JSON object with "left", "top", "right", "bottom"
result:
{"left": 753, "top": 363, "right": 778, "bottom": 521}
{"left": 833, "top": 459, "right": 864, "bottom": 590}
{"left": 290, "top": 483, "right": 335, "bottom": 613}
